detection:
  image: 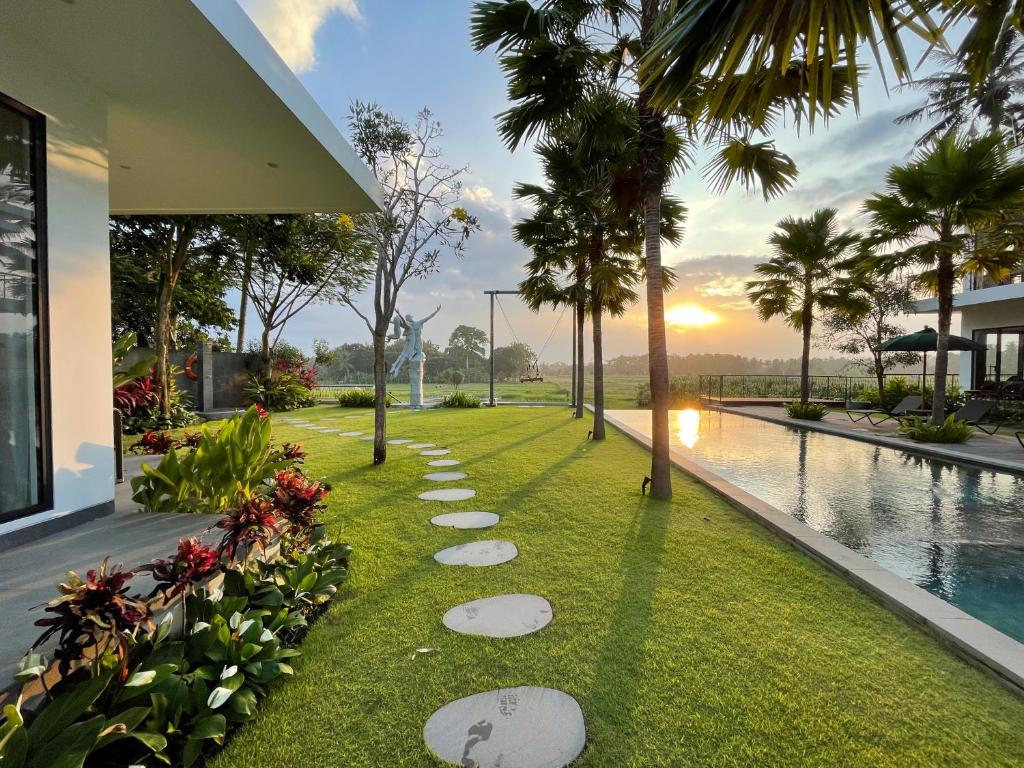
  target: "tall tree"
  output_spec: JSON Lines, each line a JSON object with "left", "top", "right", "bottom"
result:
{"left": 239, "top": 214, "right": 373, "bottom": 378}
{"left": 341, "top": 103, "right": 478, "bottom": 464}
{"left": 109, "top": 216, "right": 231, "bottom": 416}
{"left": 447, "top": 324, "right": 489, "bottom": 371}
{"left": 747, "top": 208, "right": 861, "bottom": 405}
{"left": 820, "top": 280, "right": 921, "bottom": 398}
{"left": 861, "top": 132, "right": 1024, "bottom": 421}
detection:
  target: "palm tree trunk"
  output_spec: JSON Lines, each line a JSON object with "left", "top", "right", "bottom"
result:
{"left": 932, "top": 250, "right": 955, "bottom": 423}
{"left": 575, "top": 297, "right": 585, "bottom": 419}
{"left": 590, "top": 230, "right": 606, "bottom": 440}
{"left": 235, "top": 248, "right": 253, "bottom": 353}
{"left": 372, "top": 327, "right": 388, "bottom": 464}
{"left": 800, "top": 303, "right": 813, "bottom": 405}
{"left": 639, "top": 0, "right": 670, "bottom": 499}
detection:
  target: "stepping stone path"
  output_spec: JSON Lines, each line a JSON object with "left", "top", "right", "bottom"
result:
{"left": 442, "top": 594, "right": 552, "bottom": 638}
{"left": 407, "top": 443, "right": 435, "bottom": 449}
{"left": 389, "top": 438, "right": 413, "bottom": 444}
{"left": 421, "top": 449, "right": 451, "bottom": 456}
{"left": 419, "top": 488, "right": 475, "bottom": 502}
{"left": 339, "top": 431, "right": 363, "bottom": 437}
{"left": 360, "top": 435, "right": 374, "bottom": 441}
{"left": 427, "top": 459, "right": 460, "bottom": 467}
{"left": 434, "top": 540, "right": 517, "bottom": 567}
{"left": 424, "top": 471, "right": 468, "bottom": 482}
{"left": 430, "top": 511, "right": 499, "bottom": 530}
{"left": 423, "top": 687, "right": 585, "bottom": 768}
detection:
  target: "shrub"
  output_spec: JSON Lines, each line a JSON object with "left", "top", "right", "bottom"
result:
{"left": 440, "top": 390, "right": 481, "bottom": 408}
{"left": 131, "top": 406, "right": 290, "bottom": 515}
{"left": 898, "top": 414, "right": 975, "bottom": 443}
{"left": 271, "top": 470, "right": 329, "bottom": 543}
{"left": 132, "top": 430, "right": 176, "bottom": 455}
{"left": 216, "top": 495, "right": 279, "bottom": 560}
{"left": 785, "top": 402, "right": 828, "bottom": 420}
{"left": 337, "top": 387, "right": 377, "bottom": 407}
{"left": 145, "top": 537, "right": 221, "bottom": 599}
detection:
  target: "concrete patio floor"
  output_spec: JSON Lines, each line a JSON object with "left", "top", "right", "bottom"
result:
{"left": 0, "top": 456, "right": 214, "bottom": 684}
{"left": 718, "top": 405, "right": 1024, "bottom": 474}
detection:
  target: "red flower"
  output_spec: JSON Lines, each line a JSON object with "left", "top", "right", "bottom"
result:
{"left": 216, "top": 495, "right": 278, "bottom": 559}
{"left": 254, "top": 403, "right": 269, "bottom": 419}
{"left": 148, "top": 537, "right": 220, "bottom": 598}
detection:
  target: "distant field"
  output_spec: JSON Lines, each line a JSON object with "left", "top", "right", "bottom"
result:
{"left": 315, "top": 374, "right": 647, "bottom": 409}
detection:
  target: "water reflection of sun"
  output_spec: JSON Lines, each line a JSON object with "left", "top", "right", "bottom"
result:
{"left": 676, "top": 408, "right": 700, "bottom": 449}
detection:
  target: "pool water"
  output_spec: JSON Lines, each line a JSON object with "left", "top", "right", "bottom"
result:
{"left": 613, "top": 408, "right": 1024, "bottom": 643}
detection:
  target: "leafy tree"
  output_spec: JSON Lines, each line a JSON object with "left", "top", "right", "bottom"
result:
{"left": 312, "top": 338, "right": 336, "bottom": 366}
{"left": 239, "top": 214, "right": 374, "bottom": 378}
{"left": 898, "top": 24, "right": 1024, "bottom": 147}
{"left": 492, "top": 342, "right": 536, "bottom": 381}
{"left": 861, "top": 132, "right": 1024, "bottom": 421}
{"left": 340, "top": 102, "right": 478, "bottom": 464}
{"left": 820, "top": 281, "right": 921, "bottom": 397}
{"left": 747, "top": 208, "right": 862, "bottom": 405}
{"left": 447, "top": 325, "right": 489, "bottom": 370}
{"left": 109, "top": 216, "right": 232, "bottom": 416}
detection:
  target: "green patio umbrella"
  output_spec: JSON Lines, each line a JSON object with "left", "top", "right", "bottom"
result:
{"left": 874, "top": 326, "right": 987, "bottom": 392}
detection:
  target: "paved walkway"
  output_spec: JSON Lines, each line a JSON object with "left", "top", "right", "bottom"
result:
{"left": 719, "top": 405, "right": 1024, "bottom": 474}
{"left": 0, "top": 456, "right": 212, "bottom": 684}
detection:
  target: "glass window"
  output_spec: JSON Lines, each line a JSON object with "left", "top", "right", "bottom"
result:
{"left": 0, "top": 94, "right": 47, "bottom": 522}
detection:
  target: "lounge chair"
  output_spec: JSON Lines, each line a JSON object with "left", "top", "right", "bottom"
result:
{"left": 1016, "top": 431, "right": 1024, "bottom": 450}
{"left": 846, "top": 395, "right": 923, "bottom": 425}
{"left": 951, "top": 398, "right": 1002, "bottom": 435}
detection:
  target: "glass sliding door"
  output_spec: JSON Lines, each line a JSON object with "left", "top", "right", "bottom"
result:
{"left": 0, "top": 93, "right": 49, "bottom": 522}
{"left": 972, "top": 327, "right": 1024, "bottom": 388}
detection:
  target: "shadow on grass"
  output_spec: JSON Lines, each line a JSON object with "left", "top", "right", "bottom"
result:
{"left": 584, "top": 497, "right": 671, "bottom": 742}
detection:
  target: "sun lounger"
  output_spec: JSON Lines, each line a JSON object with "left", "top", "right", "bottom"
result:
{"left": 846, "top": 395, "right": 923, "bottom": 425}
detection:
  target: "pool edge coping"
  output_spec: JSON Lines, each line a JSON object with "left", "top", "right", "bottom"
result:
{"left": 714, "top": 404, "right": 1024, "bottom": 477}
{"left": 600, "top": 408, "right": 1024, "bottom": 697}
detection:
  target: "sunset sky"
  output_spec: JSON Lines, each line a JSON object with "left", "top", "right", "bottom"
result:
{"left": 238, "top": 0, "right": 946, "bottom": 362}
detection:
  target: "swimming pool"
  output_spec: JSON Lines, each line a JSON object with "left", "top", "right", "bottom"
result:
{"left": 609, "top": 408, "right": 1024, "bottom": 644}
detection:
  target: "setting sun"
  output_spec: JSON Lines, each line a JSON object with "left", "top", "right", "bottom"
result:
{"left": 665, "top": 304, "right": 720, "bottom": 328}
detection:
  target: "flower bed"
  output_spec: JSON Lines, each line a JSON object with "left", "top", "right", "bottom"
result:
{"left": 0, "top": 408, "right": 349, "bottom": 768}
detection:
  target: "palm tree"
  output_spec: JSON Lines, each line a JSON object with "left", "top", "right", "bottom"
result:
{"left": 861, "top": 131, "right": 1024, "bottom": 422}
{"left": 898, "top": 24, "right": 1024, "bottom": 147}
{"left": 747, "top": 209, "right": 861, "bottom": 405}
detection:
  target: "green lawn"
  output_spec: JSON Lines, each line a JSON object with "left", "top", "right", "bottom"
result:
{"left": 206, "top": 405, "right": 1024, "bottom": 767}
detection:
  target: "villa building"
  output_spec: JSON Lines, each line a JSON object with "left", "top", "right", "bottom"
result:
{"left": 0, "top": 1, "right": 380, "bottom": 545}
{"left": 915, "top": 271, "right": 1024, "bottom": 388}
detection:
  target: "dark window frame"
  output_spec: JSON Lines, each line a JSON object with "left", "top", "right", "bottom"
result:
{"left": 0, "top": 91, "right": 52, "bottom": 524}
{"left": 972, "top": 326, "right": 1024, "bottom": 388}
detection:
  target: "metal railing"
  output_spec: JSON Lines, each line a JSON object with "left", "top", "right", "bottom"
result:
{"left": 698, "top": 373, "right": 960, "bottom": 403}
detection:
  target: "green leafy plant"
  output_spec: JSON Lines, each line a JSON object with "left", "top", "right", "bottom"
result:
{"left": 785, "top": 402, "right": 828, "bottom": 420}
{"left": 131, "top": 406, "right": 289, "bottom": 515}
{"left": 112, "top": 332, "right": 155, "bottom": 389}
{"left": 216, "top": 495, "right": 279, "bottom": 560}
{"left": 336, "top": 388, "right": 377, "bottom": 407}
{"left": 898, "top": 415, "right": 975, "bottom": 443}
{"left": 440, "top": 390, "right": 481, "bottom": 408}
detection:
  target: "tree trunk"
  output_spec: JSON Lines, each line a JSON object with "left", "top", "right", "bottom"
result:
{"left": 260, "top": 325, "right": 273, "bottom": 380}
{"left": 236, "top": 248, "right": 253, "bottom": 354}
{"left": 932, "top": 250, "right": 955, "bottom": 423}
{"left": 590, "top": 230, "right": 606, "bottom": 439}
{"left": 575, "top": 297, "right": 585, "bottom": 419}
{"left": 800, "top": 303, "right": 813, "bottom": 405}
{"left": 153, "top": 274, "right": 175, "bottom": 418}
{"left": 874, "top": 354, "right": 885, "bottom": 405}
{"left": 372, "top": 328, "right": 388, "bottom": 465}
{"left": 639, "top": 0, "right": 670, "bottom": 499}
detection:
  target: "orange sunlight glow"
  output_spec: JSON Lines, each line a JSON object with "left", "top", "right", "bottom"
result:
{"left": 676, "top": 408, "right": 701, "bottom": 449}
{"left": 665, "top": 304, "right": 719, "bottom": 329}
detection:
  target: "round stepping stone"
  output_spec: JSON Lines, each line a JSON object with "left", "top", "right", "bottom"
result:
{"left": 389, "top": 438, "right": 413, "bottom": 444}
{"left": 407, "top": 442, "right": 435, "bottom": 449}
{"left": 443, "top": 594, "right": 552, "bottom": 638}
{"left": 430, "top": 511, "right": 499, "bottom": 530}
{"left": 339, "top": 431, "right": 363, "bottom": 437}
{"left": 427, "top": 459, "right": 461, "bottom": 467}
{"left": 360, "top": 435, "right": 374, "bottom": 441}
{"left": 424, "top": 471, "right": 468, "bottom": 482}
{"left": 423, "top": 687, "right": 584, "bottom": 768}
{"left": 419, "top": 488, "right": 475, "bottom": 502}
{"left": 421, "top": 449, "right": 451, "bottom": 456}
{"left": 434, "top": 540, "right": 517, "bottom": 567}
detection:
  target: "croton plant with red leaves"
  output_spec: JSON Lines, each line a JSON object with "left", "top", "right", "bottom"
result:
{"left": 32, "top": 558, "right": 153, "bottom": 678}
{"left": 147, "top": 537, "right": 221, "bottom": 598}
{"left": 272, "top": 470, "right": 328, "bottom": 540}
{"left": 216, "top": 495, "right": 278, "bottom": 559}
{"left": 134, "top": 430, "right": 177, "bottom": 455}
{"left": 276, "top": 442, "right": 306, "bottom": 465}
{"left": 114, "top": 375, "right": 159, "bottom": 417}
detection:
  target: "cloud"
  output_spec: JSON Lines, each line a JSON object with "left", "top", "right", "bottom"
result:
{"left": 239, "top": 0, "right": 361, "bottom": 72}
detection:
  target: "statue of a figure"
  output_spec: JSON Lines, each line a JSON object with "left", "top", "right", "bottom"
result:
{"left": 388, "top": 305, "right": 441, "bottom": 377}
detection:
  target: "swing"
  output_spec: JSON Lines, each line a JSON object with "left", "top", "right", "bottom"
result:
{"left": 494, "top": 295, "right": 565, "bottom": 384}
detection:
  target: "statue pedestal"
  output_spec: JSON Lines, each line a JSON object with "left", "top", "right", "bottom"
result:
{"left": 410, "top": 358, "right": 424, "bottom": 408}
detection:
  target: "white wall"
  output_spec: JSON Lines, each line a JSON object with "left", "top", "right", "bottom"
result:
{"left": 958, "top": 297, "right": 1024, "bottom": 385}
{"left": 0, "top": 28, "right": 114, "bottom": 534}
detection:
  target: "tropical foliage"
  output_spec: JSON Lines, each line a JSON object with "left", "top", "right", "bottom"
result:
{"left": 439, "top": 390, "right": 482, "bottom": 408}
{"left": 898, "top": 414, "right": 976, "bottom": 443}
{"left": 785, "top": 401, "right": 829, "bottom": 420}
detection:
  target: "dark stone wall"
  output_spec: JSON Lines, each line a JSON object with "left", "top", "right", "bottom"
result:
{"left": 122, "top": 347, "right": 252, "bottom": 412}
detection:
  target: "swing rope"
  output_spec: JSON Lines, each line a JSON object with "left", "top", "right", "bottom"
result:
{"left": 493, "top": 296, "right": 568, "bottom": 382}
